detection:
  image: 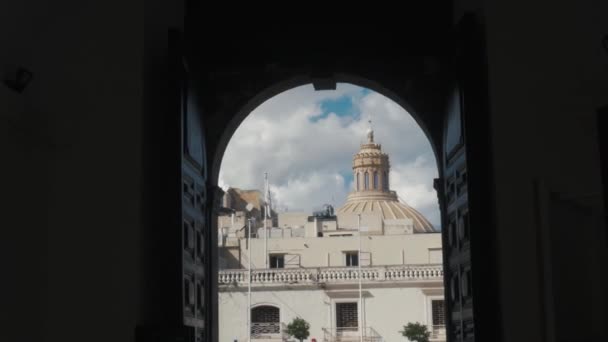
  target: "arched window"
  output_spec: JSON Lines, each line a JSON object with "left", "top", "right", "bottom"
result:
{"left": 356, "top": 172, "right": 360, "bottom": 191}
{"left": 373, "top": 171, "right": 379, "bottom": 189}
{"left": 364, "top": 172, "right": 369, "bottom": 190}
{"left": 383, "top": 171, "right": 389, "bottom": 190}
{"left": 251, "top": 305, "right": 280, "bottom": 335}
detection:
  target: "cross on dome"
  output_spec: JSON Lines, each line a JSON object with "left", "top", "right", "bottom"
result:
{"left": 366, "top": 118, "right": 374, "bottom": 143}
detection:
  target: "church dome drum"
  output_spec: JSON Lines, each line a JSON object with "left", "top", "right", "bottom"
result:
{"left": 336, "top": 123, "right": 435, "bottom": 233}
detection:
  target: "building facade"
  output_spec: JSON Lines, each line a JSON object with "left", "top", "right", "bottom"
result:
{"left": 218, "top": 128, "right": 445, "bottom": 342}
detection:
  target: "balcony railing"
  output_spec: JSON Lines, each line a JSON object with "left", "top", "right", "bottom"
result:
{"left": 218, "top": 264, "right": 443, "bottom": 286}
{"left": 251, "top": 322, "right": 281, "bottom": 336}
{"left": 323, "top": 327, "right": 382, "bottom": 342}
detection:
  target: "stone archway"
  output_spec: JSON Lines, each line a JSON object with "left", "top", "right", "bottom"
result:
{"left": 208, "top": 74, "right": 442, "bottom": 190}
{"left": 211, "top": 76, "right": 445, "bottom": 342}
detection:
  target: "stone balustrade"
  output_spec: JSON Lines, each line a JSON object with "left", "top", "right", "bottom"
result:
{"left": 218, "top": 264, "right": 443, "bottom": 286}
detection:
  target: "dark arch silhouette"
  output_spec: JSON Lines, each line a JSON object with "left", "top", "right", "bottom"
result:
{"left": 209, "top": 74, "right": 440, "bottom": 189}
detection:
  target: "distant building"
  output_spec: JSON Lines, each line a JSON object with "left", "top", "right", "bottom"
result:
{"left": 217, "top": 127, "right": 445, "bottom": 342}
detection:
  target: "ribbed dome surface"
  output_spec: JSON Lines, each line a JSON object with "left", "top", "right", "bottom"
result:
{"left": 337, "top": 195, "right": 435, "bottom": 233}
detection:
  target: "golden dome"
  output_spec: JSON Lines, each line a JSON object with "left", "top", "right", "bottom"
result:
{"left": 336, "top": 126, "right": 436, "bottom": 233}
{"left": 337, "top": 192, "right": 435, "bottom": 233}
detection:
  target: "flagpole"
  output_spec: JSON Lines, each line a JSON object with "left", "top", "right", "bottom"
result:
{"left": 358, "top": 214, "right": 363, "bottom": 342}
{"left": 264, "top": 172, "right": 269, "bottom": 269}
{"left": 248, "top": 218, "right": 252, "bottom": 342}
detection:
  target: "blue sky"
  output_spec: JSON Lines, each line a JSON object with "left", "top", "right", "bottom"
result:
{"left": 219, "top": 83, "right": 440, "bottom": 228}
{"left": 309, "top": 88, "right": 371, "bottom": 123}
{"left": 311, "top": 90, "right": 370, "bottom": 187}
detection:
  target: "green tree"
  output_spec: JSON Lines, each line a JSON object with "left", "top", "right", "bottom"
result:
{"left": 286, "top": 317, "right": 310, "bottom": 342}
{"left": 399, "top": 322, "right": 431, "bottom": 342}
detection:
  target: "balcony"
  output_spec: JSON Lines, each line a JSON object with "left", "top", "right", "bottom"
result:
{"left": 218, "top": 264, "right": 443, "bottom": 287}
{"left": 250, "top": 322, "right": 287, "bottom": 341}
{"left": 322, "top": 327, "right": 382, "bottom": 342}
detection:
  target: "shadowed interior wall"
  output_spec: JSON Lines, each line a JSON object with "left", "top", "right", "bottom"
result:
{"left": 0, "top": 0, "right": 181, "bottom": 341}
{"left": 479, "top": 1, "right": 608, "bottom": 341}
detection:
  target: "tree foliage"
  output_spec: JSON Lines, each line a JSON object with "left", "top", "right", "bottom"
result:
{"left": 399, "top": 322, "right": 431, "bottom": 342}
{"left": 286, "top": 317, "right": 310, "bottom": 342}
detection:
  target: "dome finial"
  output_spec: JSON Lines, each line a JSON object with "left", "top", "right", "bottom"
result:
{"left": 366, "top": 118, "right": 374, "bottom": 143}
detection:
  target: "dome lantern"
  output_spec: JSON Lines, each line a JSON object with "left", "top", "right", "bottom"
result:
{"left": 337, "top": 122, "right": 436, "bottom": 233}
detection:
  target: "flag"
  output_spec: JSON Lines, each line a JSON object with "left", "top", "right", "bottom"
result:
{"left": 265, "top": 188, "right": 271, "bottom": 218}
{"left": 264, "top": 173, "right": 271, "bottom": 219}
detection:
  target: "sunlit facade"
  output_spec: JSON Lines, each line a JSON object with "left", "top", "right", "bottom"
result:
{"left": 217, "top": 129, "right": 445, "bottom": 342}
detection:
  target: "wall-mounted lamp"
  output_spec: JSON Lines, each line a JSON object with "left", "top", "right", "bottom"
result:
{"left": 3, "top": 66, "right": 33, "bottom": 93}
{"left": 311, "top": 72, "right": 336, "bottom": 91}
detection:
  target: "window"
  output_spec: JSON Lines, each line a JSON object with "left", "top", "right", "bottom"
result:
{"left": 251, "top": 306, "right": 280, "bottom": 334}
{"left": 373, "top": 171, "right": 378, "bottom": 189}
{"left": 356, "top": 172, "right": 360, "bottom": 190}
{"left": 336, "top": 302, "right": 358, "bottom": 331}
{"left": 269, "top": 254, "right": 284, "bottom": 268}
{"left": 383, "top": 171, "right": 389, "bottom": 190}
{"left": 364, "top": 172, "right": 369, "bottom": 190}
{"left": 432, "top": 300, "right": 445, "bottom": 326}
{"left": 345, "top": 251, "right": 358, "bottom": 266}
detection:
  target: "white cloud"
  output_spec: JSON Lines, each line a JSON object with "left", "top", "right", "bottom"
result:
{"left": 270, "top": 172, "right": 349, "bottom": 213}
{"left": 390, "top": 156, "right": 440, "bottom": 226}
{"left": 219, "top": 83, "right": 441, "bottom": 228}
